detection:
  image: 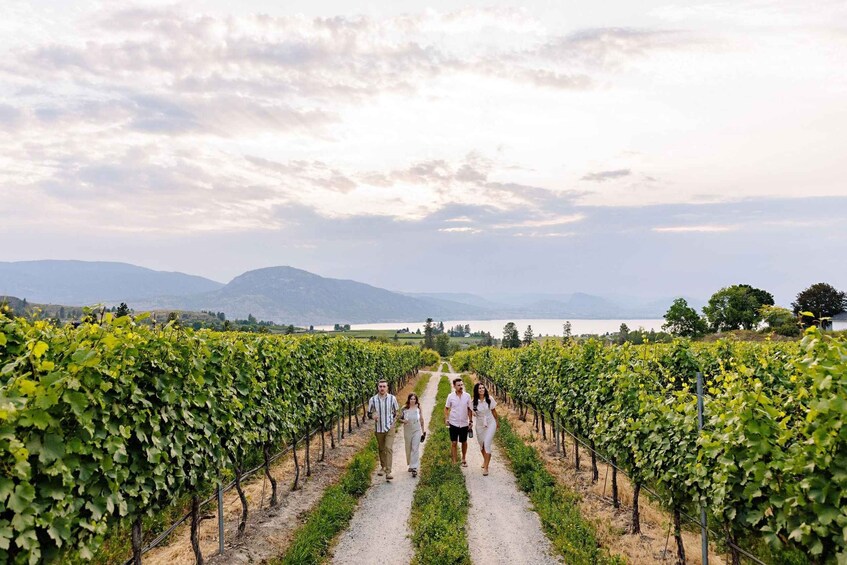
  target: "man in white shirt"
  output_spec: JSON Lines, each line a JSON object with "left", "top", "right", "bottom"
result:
{"left": 444, "top": 377, "right": 474, "bottom": 466}
{"left": 367, "top": 379, "right": 399, "bottom": 480}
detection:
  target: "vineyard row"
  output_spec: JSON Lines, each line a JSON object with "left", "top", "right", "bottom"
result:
{"left": 0, "top": 312, "right": 422, "bottom": 564}
{"left": 453, "top": 331, "right": 846, "bottom": 563}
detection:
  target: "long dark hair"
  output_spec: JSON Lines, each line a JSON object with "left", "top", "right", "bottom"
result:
{"left": 472, "top": 382, "right": 490, "bottom": 411}
{"left": 404, "top": 393, "right": 420, "bottom": 410}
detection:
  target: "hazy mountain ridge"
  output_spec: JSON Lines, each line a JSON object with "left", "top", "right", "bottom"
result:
{"left": 0, "top": 260, "right": 694, "bottom": 324}
{"left": 0, "top": 260, "right": 223, "bottom": 304}
{"left": 133, "top": 266, "right": 491, "bottom": 324}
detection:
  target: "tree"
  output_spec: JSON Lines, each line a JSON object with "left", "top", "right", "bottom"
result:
{"left": 247, "top": 313, "right": 257, "bottom": 324}
{"left": 436, "top": 321, "right": 445, "bottom": 334}
{"left": 792, "top": 283, "right": 847, "bottom": 328}
{"left": 435, "top": 333, "right": 451, "bottom": 357}
{"left": 502, "top": 322, "right": 521, "bottom": 349}
{"left": 760, "top": 305, "right": 800, "bottom": 336}
{"left": 522, "top": 325, "right": 534, "bottom": 346}
{"left": 423, "top": 318, "right": 436, "bottom": 350}
{"left": 166, "top": 311, "right": 181, "bottom": 329}
{"left": 663, "top": 298, "right": 708, "bottom": 337}
{"left": 115, "top": 303, "right": 130, "bottom": 318}
{"left": 618, "top": 323, "right": 630, "bottom": 344}
{"left": 562, "top": 321, "right": 572, "bottom": 342}
{"left": 703, "top": 285, "right": 774, "bottom": 332}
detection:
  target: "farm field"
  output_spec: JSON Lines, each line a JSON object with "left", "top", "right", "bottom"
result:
{"left": 2, "top": 307, "right": 846, "bottom": 564}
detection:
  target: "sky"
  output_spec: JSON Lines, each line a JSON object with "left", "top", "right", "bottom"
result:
{"left": 1, "top": 0, "right": 845, "bottom": 305}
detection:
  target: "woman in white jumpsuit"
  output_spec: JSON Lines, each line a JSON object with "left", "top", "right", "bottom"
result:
{"left": 400, "top": 393, "right": 425, "bottom": 477}
{"left": 472, "top": 382, "right": 499, "bottom": 476}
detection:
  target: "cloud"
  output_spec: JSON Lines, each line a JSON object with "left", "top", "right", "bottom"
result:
{"left": 439, "top": 226, "right": 481, "bottom": 234}
{"left": 581, "top": 169, "right": 632, "bottom": 182}
{"left": 652, "top": 225, "right": 738, "bottom": 233}
{"left": 493, "top": 214, "right": 585, "bottom": 229}
{"left": 0, "top": 104, "right": 22, "bottom": 129}
{"left": 512, "top": 231, "right": 576, "bottom": 238}
{"left": 1, "top": 2, "right": 843, "bottom": 241}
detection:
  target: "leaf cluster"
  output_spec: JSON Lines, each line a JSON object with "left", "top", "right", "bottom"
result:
{"left": 0, "top": 312, "right": 421, "bottom": 563}
{"left": 454, "top": 330, "right": 847, "bottom": 561}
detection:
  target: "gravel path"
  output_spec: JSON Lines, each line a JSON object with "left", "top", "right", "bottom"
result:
{"left": 329, "top": 371, "right": 442, "bottom": 565}
{"left": 462, "top": 370, "right": 563, "bottom": 565}
{"left": 332, "top": 364, "right": 559, "bottom": 565}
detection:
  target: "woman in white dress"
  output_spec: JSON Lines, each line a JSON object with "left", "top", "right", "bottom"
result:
{"left": 399, "top": 393, "right": 425, "bottom": 477}
{"left": 472, "top": 382, "right": 499, "bottom": 476}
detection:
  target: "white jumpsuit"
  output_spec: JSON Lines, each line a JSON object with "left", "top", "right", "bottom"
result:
{"left": 473, "top": 397, "right": 497, "bottom": 453}
{"left": 402, "top": 406, "right": 422, "bottom": 470}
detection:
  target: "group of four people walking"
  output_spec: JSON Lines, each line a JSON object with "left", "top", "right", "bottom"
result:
{"left": 367, "top": 375, "right": 499, "bottom": 480}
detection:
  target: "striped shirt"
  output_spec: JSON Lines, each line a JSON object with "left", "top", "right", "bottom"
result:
{"left": 368, "top": 393, "right": 399, "bottom": 433}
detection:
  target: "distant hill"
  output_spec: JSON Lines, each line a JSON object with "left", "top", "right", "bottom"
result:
{"left": 0, "top": 261, "right": 223, "bottom": 304}
{"left": 0, "top": 260, "right": 699, "bottom": 325}
{"left": 137, "top": 266, "right": 490, "bottom": 325}
{"left": 474, "top": 292, "right": 687, "bottom": 319}
{"left": 404, "top": 292, "right": 506, "bottom": 310}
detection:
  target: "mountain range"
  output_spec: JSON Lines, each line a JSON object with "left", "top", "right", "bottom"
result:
{"left": 0, "top": 260, "right": 702, "bottom": 325}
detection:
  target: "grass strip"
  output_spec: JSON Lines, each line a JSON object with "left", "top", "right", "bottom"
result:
{"left": 412, "top": 371, "right": 432, "bottom": 397}
{"left": 440, "top": 362, "right": 449, "bottom": 373}
{"left": 409, "top": 375, "right": 471, "bottom": 565}
{"left": 496, "top": 417, "right": 624, "bottom": 565}
{"left": 273, "top": 372, "right": 430, "bottom": 565}
{"left": 271, "top": 437, "right": 378, "bottom": 565}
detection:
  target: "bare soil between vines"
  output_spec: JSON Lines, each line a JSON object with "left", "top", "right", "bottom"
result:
{"left": 498, "top": 401, "right": 726, "bottom": 565}
{"left": 144, "top": 373, "right": 427, "bottom": 565}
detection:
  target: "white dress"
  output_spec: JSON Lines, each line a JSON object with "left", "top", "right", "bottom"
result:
{"left": 402, "top": 406, "right": 422, "bottom": 470}
{"left": 473, "top": 397, "right": 497, "bottom": 453}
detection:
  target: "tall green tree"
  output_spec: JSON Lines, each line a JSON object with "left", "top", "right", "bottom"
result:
{"left": 522, "top": 325, "right": 534, "bottom": 346}
{"left": 703, "top": 284, "right": 774, "bottom": 331}
{"left": 562, "top": 321, "right": 572, "bottom": 343}
{"left": 792, "top": 282, "right": 847, "bottom": 328}
{"left": 115, "top": 303, "right": 130, "bottom": 318}
{"left": 663, "top": 298, "right": 708, "bottom": 337}
{"left": 435, "top": 333, "right": 451, "bottom": 357}
{"left": 423, "top": 318, "right": 436, "bottom": 350}
{"left": 617, "top": 323, "right": 630, "bottom": 344}
{"left": 502, "top": 322, "right": 520, "bottom": 349}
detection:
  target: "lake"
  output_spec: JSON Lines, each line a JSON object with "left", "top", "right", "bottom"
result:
{"left": 316, "top": 319, "right": 666, "bottom": 336}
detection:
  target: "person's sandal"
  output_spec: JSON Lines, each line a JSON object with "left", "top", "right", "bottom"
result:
{"left": 377, "top": 469, "right": 384, "bottom": 476}
{"left": 412, "top": 469, "right": 417, "bottom": 478}
{"left": 461, "top": 461, "right": 468, "bottom": 467}
{"left": 483, "top": 468, "right": 489, "bottom": 476}
{"left": 386, "top": 473, "right": 393, "bottom": 480}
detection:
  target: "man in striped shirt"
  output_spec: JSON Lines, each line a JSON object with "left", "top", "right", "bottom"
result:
{"left": 367, "top": 379, "right": 400, "bottom": 480}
